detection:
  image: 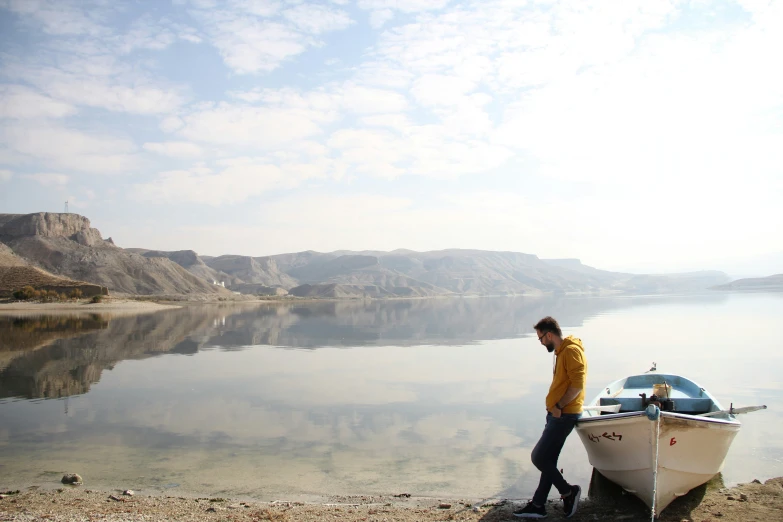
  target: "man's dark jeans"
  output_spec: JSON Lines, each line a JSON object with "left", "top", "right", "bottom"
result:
{"left": 531, "top": 412, "right": 581, "bottom": 506}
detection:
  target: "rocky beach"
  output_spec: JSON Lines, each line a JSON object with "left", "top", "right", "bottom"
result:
{"left": 0, "top": 298, "right": 181, "bottom": 314}
{"left": 1, "top": 475, "right": 782, "bottom": 521}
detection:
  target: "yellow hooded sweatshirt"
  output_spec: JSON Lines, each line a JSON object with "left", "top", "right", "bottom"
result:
{"left": 545, "top": 335, "right": 587, "bottom": 414}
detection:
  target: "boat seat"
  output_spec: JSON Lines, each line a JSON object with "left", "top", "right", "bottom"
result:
{"left": 599, "top": 397, "right": 714, "bottom": 414}
{"left": 600, "top": 397, "right": 644, "bottom": 412}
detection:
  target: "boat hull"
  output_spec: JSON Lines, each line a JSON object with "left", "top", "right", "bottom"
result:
{"left": 576, "top": 411, "right": 739, "bottom": 515}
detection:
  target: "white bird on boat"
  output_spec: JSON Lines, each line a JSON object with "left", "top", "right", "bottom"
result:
{"left": 576, "top": 369, "right": 766, "bottom": 518}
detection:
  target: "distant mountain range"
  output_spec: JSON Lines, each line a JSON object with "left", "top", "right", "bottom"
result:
{"left": 0, "top": 212, "right": 750, "bottom": 298}
{"left": 711, "top": 274, "right": 783, "bottom": 291}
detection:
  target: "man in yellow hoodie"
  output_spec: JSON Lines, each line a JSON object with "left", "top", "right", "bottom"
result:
{"left": 514, "top": 316, "right": 587, "bottom": 519}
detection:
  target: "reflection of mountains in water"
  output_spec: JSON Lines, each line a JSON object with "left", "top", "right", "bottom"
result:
{"left": 0, "top": 315, "right": 109, "bottom": 354}
{"left": 0, "top": 309, "right": 214, "bottom": 400}
{"left": 0, "top": 294, "right": 728, "bottom": 399}
{"left": 203, "top": 294, "right": 729, "bottom": 348}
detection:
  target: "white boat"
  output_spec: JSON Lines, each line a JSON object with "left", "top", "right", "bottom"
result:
{"left": 575, "top": 367, "right": 766, "bottom": 518}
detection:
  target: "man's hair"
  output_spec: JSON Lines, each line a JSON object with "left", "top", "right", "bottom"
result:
{"left": 534, "top": 316, "right": 562, "bottom": 337}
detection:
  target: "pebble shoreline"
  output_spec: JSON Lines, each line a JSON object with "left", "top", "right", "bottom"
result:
{"left": 2, "top": 477, "right": 782, "bottom": 522}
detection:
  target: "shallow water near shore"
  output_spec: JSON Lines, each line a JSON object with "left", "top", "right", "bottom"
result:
{"left": 1, "top": 293, "right": 781, "bottom": 501}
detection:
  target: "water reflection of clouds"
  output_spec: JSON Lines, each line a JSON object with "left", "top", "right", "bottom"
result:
{"left": 97, "top": 343, "right": 541, "bottom": 447}
{"left": 1, "top": 293, "right": 781, "bottom": 498}
{"left": 106, "top": 341, "right": 545, "bottom": 407}
{"left": 2, "top": 334, "right": 545, "bottom": 497}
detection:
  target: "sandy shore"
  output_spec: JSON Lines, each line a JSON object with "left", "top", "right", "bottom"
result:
{"left": 1, "top": 477, "right": 781, "bottom": 521}
{"left": 0, "top": 298, "right": 180, "bottom": 315}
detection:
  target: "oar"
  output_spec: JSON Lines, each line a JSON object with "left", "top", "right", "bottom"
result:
{"left": 697, "top": 404, "right": 767, "bottom": 417}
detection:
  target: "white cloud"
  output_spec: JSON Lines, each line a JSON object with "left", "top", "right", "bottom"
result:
{"left": 218, "top": 78, "right": 503, "bottom": 181}
{"left": 6, "top": 59, "right": 185, "bottom": 115}
{"left": 115, "top": 16, "right": 178, "bottom": 54}
{"left": 0, "top": 0, "right": 112, "bottom": 37}
{"left": 282, "top": 4, "right": 353, "bottom": 34}
{"left": 22, "top": 173, "right": 69, "bottom": 186}
{"left": 360, "top": 114, "right": 411, "bottom": 128}
{"left": 0, "top": 2, "right": 201, "bottom": 123}
{"left": 173, "top": 191, "right": 542, "bottom": 255}
{"left": 207, "top": 20, "right": 306, "bottom": 74}
{"left": 143, "top": 141, "right": 203, "bottom": 158}
{"left": 340, "top": 85, "right": 409, "bottom": 114}
{"left": 176, "top": 87, "right": 344, "bottom": 150}
{"left": 160, "top": 116, "right": 185, "bottom": 133}
{"left": 410, "top": 74, "right": 476, "bottom": 107}
{"left": 190, "top": 2, "right": 353, "bottom": 74}
{"left": 133, "top": 157, "right": 322, "bottom": 205}
{"left": 2, "top": 123, "right": 139, "bottom": 173}
{"left": 267, "top": 140, "right": 328, "bottom": 162}
{"left": 230, "top": 84, "right": 406, "bottom": 115}
{"left": 114, "top": 18, "right": 202, "bottom": 51}
{"left": 178, "top": 103, "right": 326, "bottom": 148}
{"left": 327, "top": 126, "right": 512, "bottom": 180}
{"left": 0, "top": 84, "right": 76, "bottom": 119}
{"left": 353, "top": 63, "right": 414, "bottom": 89}
{"left": 328, "top": 128, "right": 407, "bottom": 179}
{"left": 338, "top": 0, "right": 781, "bottom": 191}
{"left": 270, "top": 193, "right": 412, "bottom": 219}
{"left": 366, "top": 0, "right": 678, "bottom": 94}
{"left": 228, "top": 87, "right": 339, "bottom": 111}
{"left": 0, "top": 169, "right": 12, "bottom": 182}
{"left": 493, "top": 21, "right": 783, "bottom": 182}
{"left": 224, "top": 0, "right": 281, "bottom": 17}
{"left": 357, "top": 0, "right": 452, "bottom": 14}
{"left": 177, "top": 28, "right": 202, "bottom": 44}
{"left": 216, "top": 81, "right": 507, "bottom": 182}
{"left": 369, "top": 9, "right": 394, "bottom": 29}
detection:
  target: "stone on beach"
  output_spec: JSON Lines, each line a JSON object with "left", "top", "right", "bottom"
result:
{"left": 61, "top": 473, "right": 82, "bottom": 485}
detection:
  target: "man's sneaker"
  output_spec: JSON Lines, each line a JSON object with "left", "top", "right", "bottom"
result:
{"left": 562, "top": 484, "right": 581, "bottom": 518}
{"left": 512, "top": 500, "right": 547, "bottom": 518}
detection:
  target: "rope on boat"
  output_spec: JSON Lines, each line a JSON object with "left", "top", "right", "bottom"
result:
{"left": 650, "top": 412, "right": 661, "bottom": 521}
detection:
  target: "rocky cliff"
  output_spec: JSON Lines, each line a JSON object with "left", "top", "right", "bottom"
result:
{"left": 135, "top": 249, "right": 233, "bottom": 286}
{"left": 205, "top": 255, "right": 298, "bottom": 289}
{"left": 1, "top": 213, "right": 232, "bottom": 296}
{"left": 0, "top": 242, "right": 26, "bottom": 267}
{"left": 0, "top": 212, "right": 105, "bottom": 246}
{"left": 1, "top": 229, "right": 107, "bottom": 297}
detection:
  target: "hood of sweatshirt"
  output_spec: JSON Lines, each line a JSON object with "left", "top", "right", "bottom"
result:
{"left": 555, "top": 335, "right": 584, "bottom": 356}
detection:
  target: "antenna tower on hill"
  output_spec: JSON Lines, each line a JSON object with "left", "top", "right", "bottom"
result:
{"left": 64, "top": 200, "right": 69, "bottom": 213}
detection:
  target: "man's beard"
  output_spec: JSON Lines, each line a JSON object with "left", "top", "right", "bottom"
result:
{"left": 545, "top": 342, "right": 556, "bottom": 353}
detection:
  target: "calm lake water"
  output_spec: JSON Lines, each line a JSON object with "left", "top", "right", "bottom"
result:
{"left": 1, "top": 293, "right": 781, "bottom": 501}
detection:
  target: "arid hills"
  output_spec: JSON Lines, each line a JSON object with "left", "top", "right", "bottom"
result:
{"left": 712, "top": 273, "right": 783, "bottom": 291}
{"left": 0, "top": 211, "right": 747, "bottom": 299}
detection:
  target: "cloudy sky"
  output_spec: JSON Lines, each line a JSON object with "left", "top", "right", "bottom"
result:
{"left": 0, "top": 0, "right": 781, "bottom": 276}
